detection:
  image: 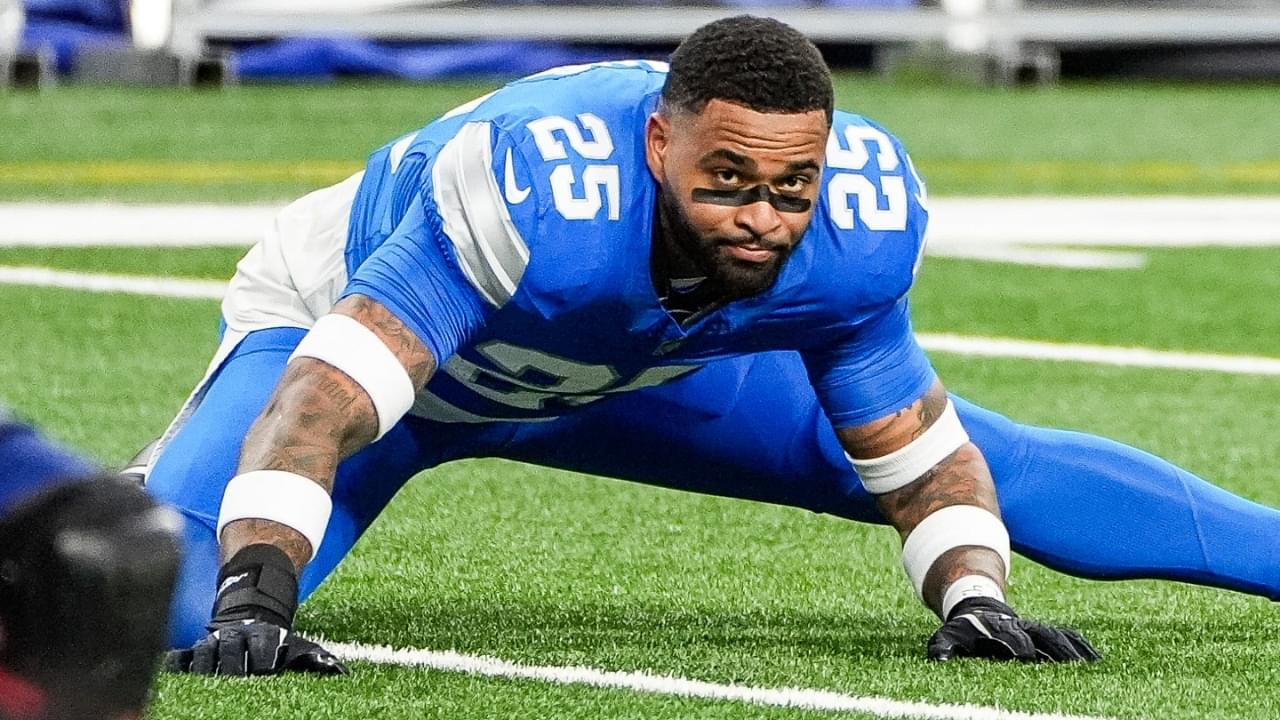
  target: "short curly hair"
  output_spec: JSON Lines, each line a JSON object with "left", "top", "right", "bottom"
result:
{"left": 661, "top": 15, "right": 833, "bottom": 124}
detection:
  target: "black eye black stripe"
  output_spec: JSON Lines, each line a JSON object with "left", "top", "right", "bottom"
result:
{"left": 691, "top": 185, "right": 811, "bottom": 213}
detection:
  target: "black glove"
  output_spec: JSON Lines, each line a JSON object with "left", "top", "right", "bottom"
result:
{"left": 164, "top": 543, "right": 348, "bottom": 676}
{"left": 927, "top": 596, "right": 1101, "bottom": 663}
{"left": 164, "top": 619, "right": 347, "bottom": 676}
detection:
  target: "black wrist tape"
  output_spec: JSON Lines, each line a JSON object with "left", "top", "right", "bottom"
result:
{"left": 209, "top": 543, "right": 299, "bottom": 630}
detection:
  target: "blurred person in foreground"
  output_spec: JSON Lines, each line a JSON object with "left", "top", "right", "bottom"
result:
{"left": 66, "top": 15, "right": 1280, "bottom": 675}
{"left": 0, "top": 408, "right": 180, "bottom": 720}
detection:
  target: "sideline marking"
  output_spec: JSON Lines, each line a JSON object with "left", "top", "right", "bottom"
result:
{"left": 0, "top": 203, "right": 279, "bottom": 247}
{"left": 3, "top": 267, "right": 1280, "bottom": 377}
{"left": 324, "top": 639, "right": 1115, "bottom": 720}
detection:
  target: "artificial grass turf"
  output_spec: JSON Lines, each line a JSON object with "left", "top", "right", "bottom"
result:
{"left": 4, "top": 249, "right": 1280, "bottom": 719}
{"left": 4, "top": 73, "right": 1280, "bottom": 716}
{"left": 2, "top": 77, "right": 1279, "bottom": 201}
{"left": 5, "top": 244, "right": 1280, "bottom": 356}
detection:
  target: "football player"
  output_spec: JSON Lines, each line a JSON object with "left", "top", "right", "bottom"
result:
{"left": 111, "top": 16, "right": 1277, "bottom": 675}
{"left": 0, "top": 409, "right": 180, "bottom": 719}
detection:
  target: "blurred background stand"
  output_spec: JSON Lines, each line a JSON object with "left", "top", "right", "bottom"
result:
{"left": 2, "top": 0, "right": 56, "bottom": 88}
{"left": 11, "top": 0, "right": 1280, "bottom": 86}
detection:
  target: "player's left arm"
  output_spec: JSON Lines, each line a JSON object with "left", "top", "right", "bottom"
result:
{"left": 838, "top": 381, "right": 1001, "bottom": 615}
{"left": 816, "top": 122, "right": 1097, "bottom": 661}
{"left": 836, "top": 381, "right": 1100, "bottom": 663}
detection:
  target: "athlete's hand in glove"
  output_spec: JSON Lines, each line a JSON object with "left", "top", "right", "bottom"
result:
{"left": 163, "top": 543, "right": 349, "bottom": 676}
{"left": 165, "top": 619, "right": 347, "bottom": 675}
{"left": 927, "top": 597, "right": 1101, "bottom": 663}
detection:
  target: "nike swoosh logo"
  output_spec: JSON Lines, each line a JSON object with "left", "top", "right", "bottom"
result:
{"left": 218, "top": 572, "right": 250, "bottom": 596}
{"left": 503, "top": 148, "right": 530, "bottom": 205}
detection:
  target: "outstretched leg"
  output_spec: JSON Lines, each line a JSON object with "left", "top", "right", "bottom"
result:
{"left": 955, "top": 395, "right": 1280, "bottom": 598}
{"left": 503, "top": 352, "right": 1280, "bottom": 599}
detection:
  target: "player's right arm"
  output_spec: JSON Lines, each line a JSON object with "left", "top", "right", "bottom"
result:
{"left": 164, "top": 295, "right": 439, "bottom": 677}
{"left": 167, "top": 114, "right": 542, "bottom": 677}
{"left": 220, "top": 293, "right": 436, "bottom": 570}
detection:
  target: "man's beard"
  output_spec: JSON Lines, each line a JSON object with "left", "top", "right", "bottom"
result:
{"left": 657, "top": 189, "right": 796, "bottom": 302}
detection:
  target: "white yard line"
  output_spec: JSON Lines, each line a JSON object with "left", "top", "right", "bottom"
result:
{"left": 0, "top": 266, "right": 226, "bottom": 299}
{"left": 917, "top": 333, "right": 1280, "bottom": 376}
{"left": 0, "top": 198, "right": 1277, "bottom": 248}
{"left": 4, "top": 266, "right": 1280, "bottom": 378}
{"left": 325, "top": 640, "right": 1114, "bottom": 720}
{"left": 925, "top": 246, "right": 1147, "bottom": 269}
{"left": 0, "top": 203, "right": 279, "bottom": 246}
{"left": 925, "top": 197, "right": 1280, "bottom": 247}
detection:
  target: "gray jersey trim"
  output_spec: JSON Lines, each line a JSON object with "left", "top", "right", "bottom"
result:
{"left": 431, "top": 121, "right": 531, "bottom": 308}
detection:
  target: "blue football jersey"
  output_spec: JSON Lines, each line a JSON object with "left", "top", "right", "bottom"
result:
{"left": 341, "top": 61, "right": 934, "bottom": 429}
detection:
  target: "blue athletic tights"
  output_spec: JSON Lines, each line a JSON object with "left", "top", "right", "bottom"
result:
{"left": 77, "top": 330, "right": 1280, "bottom": 647}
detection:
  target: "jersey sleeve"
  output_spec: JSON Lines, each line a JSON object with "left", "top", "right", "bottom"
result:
{"left": 802, "top": 298, "right": 937, "bottom": 430}
{"left": 803, "top": 114, "right": 936, "bottom": 429}
{"left": 341, "top": 120, "right": 541, "bottom": 365}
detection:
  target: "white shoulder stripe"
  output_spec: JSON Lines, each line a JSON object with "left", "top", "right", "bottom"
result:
{"left": 389, "top": 131, "right": 419, "bottom": 174}
{"left": 431, "top": 121, "right": 530, "bottom": 308}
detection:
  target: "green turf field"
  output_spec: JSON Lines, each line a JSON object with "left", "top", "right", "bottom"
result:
{"left": 2, "top": 75, "right": 1280, "bottom": 719}
{"left": 2, "top": 75, "right": 1279, "bottom": 199}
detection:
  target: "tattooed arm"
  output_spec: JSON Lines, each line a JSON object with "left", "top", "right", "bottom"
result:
{"left": 836, "top": 380, "right": 1004, "bottom": 616}
{"left": 219, "top": 294, "right": 436, "bottom": 571}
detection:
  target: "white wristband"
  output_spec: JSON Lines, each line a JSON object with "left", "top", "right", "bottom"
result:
{"left": 290, "top": 313, "right": 417, "bottom": 441}
{"left": 941, "top": 574, "right": 1005, "bottom": 619}
{"left": 901, "top": 504, "right": 1010, "bottom": 600}
{"left": 216, "top": 470, "right": 333, "bottom": 562}
{"left": 848, "top": 399, "right": 969, "bottom": 495}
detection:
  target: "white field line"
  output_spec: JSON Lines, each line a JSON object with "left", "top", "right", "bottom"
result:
{"left": 0, "top": 203, "right": 278, "bottom": 246}
{"left": 918, "top": 333, "right": 1280, "bottom": 376}
{"left": 925, "top": 245, "right": 1147, "bottom": 269}
{"left": 4, "top": 266, "right": 1280, "bottom": 378}
{"left": 324, "top": 640, "right": 1114, "bottom": 720}
{"left": 1, "top": 198, "right": 1278, "bottom": 248}
{"left": 0, "top": 266, "right": 226, "bottom": 299}
{"left": 925, "top": 197, "right": 1280, "bottom": 247}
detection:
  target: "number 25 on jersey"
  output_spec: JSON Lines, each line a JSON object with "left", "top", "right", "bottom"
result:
{"left": 825, "top": 125, "right": 911, "bottom": 232}
{"left": 527, "top": 113, "right": 621, "bottom": 221}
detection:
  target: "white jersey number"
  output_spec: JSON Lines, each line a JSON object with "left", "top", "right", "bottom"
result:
{"left": 527, "top": 114, "right": 621, "bottom": 221}
{"left": 443, "top": 341, "right": 697, "bottom": 414}
{"left": 825, "top": 125, "right": 909, "bottom": 232}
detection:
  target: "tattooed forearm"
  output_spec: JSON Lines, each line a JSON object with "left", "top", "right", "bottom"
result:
{"left": 836, "top": 379, "right": 1005, "bottom": 615}
{"left": 224, "top": 296, "right": 437, "bottom": 571}
{"left": 224, "top": 359, "right": 379, "bottom": 568}
{"left": 875, "top": 444, "right": 999, "bottom": 534}
{"left": 875, "top": 444, "right": 1005, "bottom": 613}
{"left": 338, "top": 294, "right": 437, "bottom": 386}
{"left": 220, "top": 518, "right": 316, "bottom": 571}
{"left": 239, "top": 358, "right": 379, "bottom": 484}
